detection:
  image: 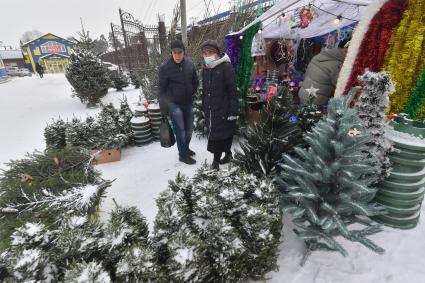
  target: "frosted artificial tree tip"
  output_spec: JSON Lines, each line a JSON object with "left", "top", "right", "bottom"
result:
{"left": 355, "top": 71, "right": 395, "bottom": 181}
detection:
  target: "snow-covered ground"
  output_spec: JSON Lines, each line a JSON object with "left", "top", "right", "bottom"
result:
{"left": 0, "top": 75, "right": 424, "bottom": 283}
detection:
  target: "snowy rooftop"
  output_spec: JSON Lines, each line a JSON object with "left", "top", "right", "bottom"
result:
{"left": 0, "top": 49, "right": 23, "bottom": 60}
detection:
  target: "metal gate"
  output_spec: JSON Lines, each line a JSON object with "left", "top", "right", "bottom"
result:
{"left": 109, "top": 9, "right": 166, "bottom": 71}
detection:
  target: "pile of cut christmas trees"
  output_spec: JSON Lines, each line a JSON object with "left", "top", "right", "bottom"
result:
{"left": 2, "top": 70, "right": 425, "bottom": 282}
{"left": 44, "top": 100, "right": 134, "bottom": 164}
{"left": 0, "top": 101, "right": 285, "bottom": 282}
{"left": 0, "top": 75, "right": 306, "bottom": 282}
{"left": 0, "top": 147, "right": 283, "bottom": 282}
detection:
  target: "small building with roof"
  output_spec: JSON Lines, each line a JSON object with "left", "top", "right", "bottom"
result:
{"left": 21, "top": 33, "right": 74, "bottom": 74}
{"left": 0, "top": 55, "right": 7, "bottom": 80}
{"left": 0, "top": 48, "right": 25, "bottom": 69}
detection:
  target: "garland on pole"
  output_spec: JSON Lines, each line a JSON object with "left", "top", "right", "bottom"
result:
{"left": 403, "top": 67, "right": 425, "bottom": 119}
{"left": 236, "top": 23, "right": 260, "bottom": 102}
{"left": 224, "top": 33, "right": 243, "bottom": 68}
{"left": 383, "top": 0, "right": 425, "bottom": 114}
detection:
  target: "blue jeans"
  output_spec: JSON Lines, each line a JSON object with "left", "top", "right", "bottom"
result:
{"left": 168, "top": 102, "right": 193, "bottom": 158}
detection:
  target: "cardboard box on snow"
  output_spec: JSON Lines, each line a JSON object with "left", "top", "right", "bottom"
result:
{"left": 90, "top": 148, "right": 121, "bottom": 164}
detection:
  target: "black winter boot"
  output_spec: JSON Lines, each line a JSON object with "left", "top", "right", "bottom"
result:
{"left": 188, "top": 148, "right": 196, "bottom": 156}
{"left": 219, "top": 152, "right": 232, "bottom": 164}
{"left": 179, "top": 156, "right": 196, "bottom": 165}
{"left": 211, "top": 161, "right": 220, "bottom": 171}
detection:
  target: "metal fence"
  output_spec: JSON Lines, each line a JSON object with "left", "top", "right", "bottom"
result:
{"left": 105, "top": 9, "right": 167, "bottom": 71}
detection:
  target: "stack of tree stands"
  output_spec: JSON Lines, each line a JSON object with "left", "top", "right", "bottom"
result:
{"left": 374, "top": 115, "right": 425, "bottom": 229}
{"left": 130, "top": 116, "right": 152, "bottom": 146}
{"left": 148, "top": 103, "right": 161, "bottom": 140}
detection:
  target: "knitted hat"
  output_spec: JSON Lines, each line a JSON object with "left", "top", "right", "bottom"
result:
{"left": 170, "top": 40, "right": 185, "bottom": 52}
{"left": 201, "top": 40, "right": 220, "bottom": 54}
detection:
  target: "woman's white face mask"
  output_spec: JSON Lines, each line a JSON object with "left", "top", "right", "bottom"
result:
{"left": 203, "top": 55, "right": 216, "bottom": 65}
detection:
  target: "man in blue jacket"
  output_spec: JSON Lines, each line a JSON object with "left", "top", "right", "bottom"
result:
{"left": 159, "top": 40, "right": 199, "bottom": 165}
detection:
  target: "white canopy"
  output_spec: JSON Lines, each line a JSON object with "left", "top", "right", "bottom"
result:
{"left": 231, "top": 0, "right": 373, "bottom": 39}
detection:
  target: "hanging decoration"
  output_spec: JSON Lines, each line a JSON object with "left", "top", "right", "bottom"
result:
{"left": 299, "top": 6, "right": 314, "bottom": 29}
{"left": 236, "top": 23, "right": 261, "bottom": 104}
{"left": 335, "top": 0, "right": 408, "bottom": 98}
{"left": 295, "top": 38, "right": 317, "bottom": 73}
{"left": 287, "top": 6, "right": 315, "bottom": 30}
{"left": 255, "top": 77, "right": 265, "bottom": 92}
{"left": 251, "top": 31, "right": 267, "bottom": 57}
{"left": 403, "top": 68, "right": 425, "bottom": 119}
{"left": 270, "top": 40, "right": 291, "bottom": 66}
{"left": 383, "top": 0, "right": 425, "bottom": 114}
{"left": 289, "top": 16, "right": 297, "bottom": 29}
{"left": 225, "top": 34, "right": 243, "bottom": 68}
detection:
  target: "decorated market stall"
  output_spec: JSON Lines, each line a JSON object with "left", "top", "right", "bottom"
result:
{"left": 226, "top": 0, "right": 425, "bottom": 231}
{"left": 225, "top": 0, "right": 373, "bottom": 112}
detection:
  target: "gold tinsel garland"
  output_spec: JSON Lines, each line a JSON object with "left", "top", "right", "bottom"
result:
{"left": 383, "top": 0, "right": 425, "bottom": 114}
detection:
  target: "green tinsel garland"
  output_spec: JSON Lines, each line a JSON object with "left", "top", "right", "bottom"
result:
{"left": 403, "top": 67, "right": 425, "bottom": 119}
{"left": 236, "top": 23, "right": 260, "bottom": 105}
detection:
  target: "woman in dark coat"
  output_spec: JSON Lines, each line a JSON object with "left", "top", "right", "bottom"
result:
{"left": 201, "top": 40, "right": 239, "bottom": 170}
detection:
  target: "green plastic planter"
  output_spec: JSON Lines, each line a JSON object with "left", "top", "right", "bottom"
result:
{"left": 391, "top": 147, "right": 425, "bottom": 160}
{"left": 374, "top": 119, "right": 425, "bottom": 229}
{"left": 373, "top": 211, "right": 420, "bottom": 229}
{"left": 381, "top": 176, "right": 425, "bottom": 192}
{"left": 390, "top": 114, "right": 425, "bottom": 138}
{"left": 377, "top": 186, "right": 424, "bottom": 200}
{"left": 390, "top": 155, "right": 425, "bottom": 167}
{"left": 389, "top": 166, "right": 425, "bottom": 181}
{"left": 378, "top": 203, "right": 421, "bottom": 217}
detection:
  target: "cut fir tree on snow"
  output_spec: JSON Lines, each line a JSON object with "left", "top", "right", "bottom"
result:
{"left": 110, "top": 70, "right": 130, "bottom": 91}
{"left": 0, "top": 146, "right": 109, "bottom": 250}
{"left": 274, "top": 88, "right": 386, "bottom": 262}
{"left": 65, "top": 28, "right": 111, "bottom": 108}
{"left": 153, "top": 164, "right": 282, "bottom": 282}
{"left": 233, "top": 89, "right": 303, "bottom": 177}
{"left": 0, "top": 204, "right": 155, "bottom": 282}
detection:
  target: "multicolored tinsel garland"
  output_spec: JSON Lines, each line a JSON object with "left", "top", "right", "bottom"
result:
{"left": 383, "top": 0, "right": 425, "bottom": 114}
{"left": 335, "top": 0, "right": 388, "bottom": 97}
{"left": 225, "top": 34, "right": 243, "bottom": 68}
{"left": 403, "top": 68, "right": 425, "bottom": 119}
{"left": 236, "top": 23, "right": 260, "bottom": 103}
{"left": 339, "top": 0, "right": 407, "bottom": 98}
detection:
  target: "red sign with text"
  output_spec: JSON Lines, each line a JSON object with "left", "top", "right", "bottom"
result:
{"left": 45, "top": 46, "right": 62, "bottom": 53}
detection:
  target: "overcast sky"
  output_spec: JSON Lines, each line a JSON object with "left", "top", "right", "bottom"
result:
{"left": 0, "top": 0, "right": 230, "bottom": 47}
